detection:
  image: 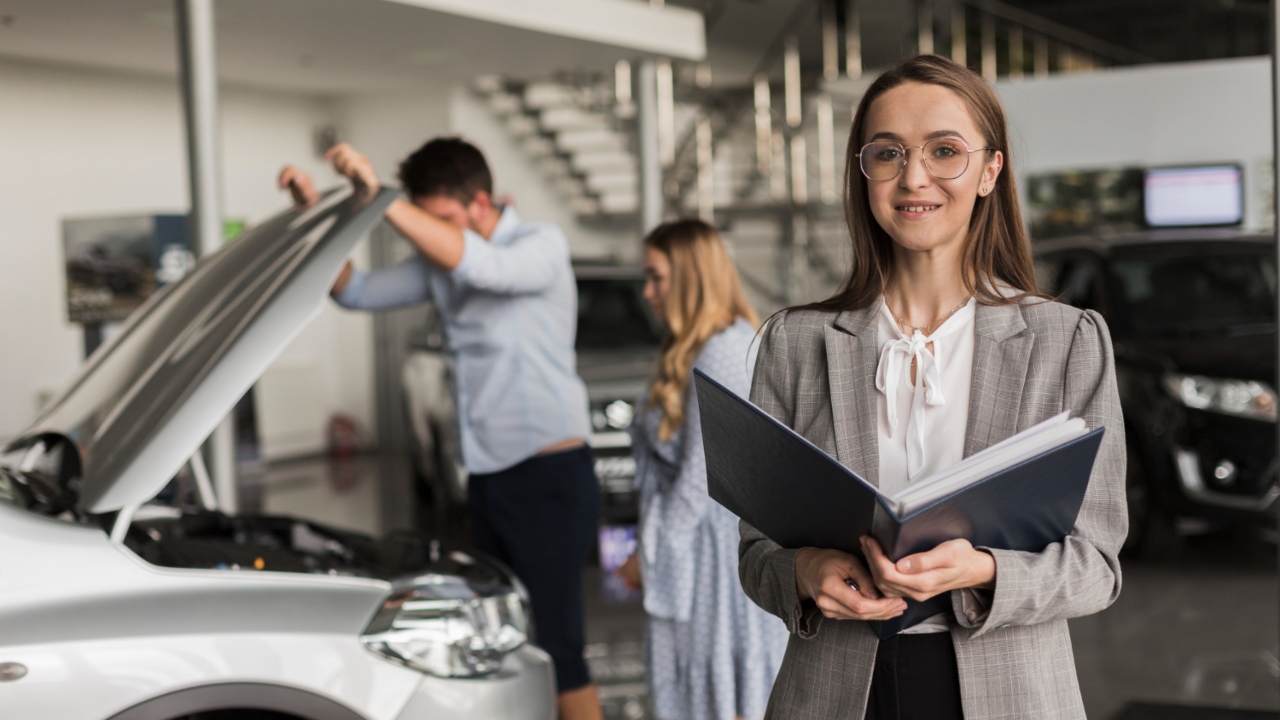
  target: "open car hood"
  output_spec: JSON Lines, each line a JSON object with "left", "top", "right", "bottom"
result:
{"left": 9, "top": 188, "right": 398, "bottom": 513}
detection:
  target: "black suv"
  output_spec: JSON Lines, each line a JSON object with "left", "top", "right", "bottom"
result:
{"left": 1035, "top": 229, "right": 1277, "bottom": 554}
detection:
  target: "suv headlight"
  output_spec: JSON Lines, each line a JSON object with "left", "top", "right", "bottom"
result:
{"left": 591, "top": 399, "right": 635, "bottom": 432}
{"left": 362, "top": 572, "right": 528, "bottom": 678}
{"left": 1162, "top": 374, "right": 1278, "bottom": 422}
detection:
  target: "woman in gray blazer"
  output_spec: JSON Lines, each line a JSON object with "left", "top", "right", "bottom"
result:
{"left": 738, "top": 55, "right": 1125, "bottom": 720}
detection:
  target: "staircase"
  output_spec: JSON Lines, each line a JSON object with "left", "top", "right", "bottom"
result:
{"left": 470, "top": 0, "right": 1152, "bottom": 312}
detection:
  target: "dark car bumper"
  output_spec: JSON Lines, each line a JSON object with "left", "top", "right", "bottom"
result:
{"left": 1159, "top": 409, "right": 1278, "bottom": 523}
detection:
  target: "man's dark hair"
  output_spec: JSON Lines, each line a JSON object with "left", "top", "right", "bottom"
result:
{"left": 397, "top": 137, "right": 493, "bottom": 203}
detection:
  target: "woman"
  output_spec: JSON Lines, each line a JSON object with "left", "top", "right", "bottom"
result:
{"left": 737, "top": 55, "right": 1125, "bottom": 720}
{"left": 618, "top": 219, "right": 789, "bottom": 720}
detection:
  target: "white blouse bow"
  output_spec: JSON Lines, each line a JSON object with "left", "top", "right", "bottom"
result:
{"left": 875, "top": 300, "right": 975, "bottom": 480}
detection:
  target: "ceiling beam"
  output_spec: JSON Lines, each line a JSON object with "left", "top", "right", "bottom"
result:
{"left": 383, "top": 0, "right": 706, "bottom": 60}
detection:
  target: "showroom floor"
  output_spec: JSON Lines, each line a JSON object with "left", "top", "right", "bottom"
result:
{"left": 246, "top": 454, "right": 1280, "bottom": 720}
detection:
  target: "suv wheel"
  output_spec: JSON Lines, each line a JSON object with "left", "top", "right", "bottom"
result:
{"left": 1122, "top": 442, "right": 1181, "bottom": 560}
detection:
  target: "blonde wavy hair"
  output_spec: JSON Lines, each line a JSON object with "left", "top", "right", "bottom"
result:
{"left": 645, "top": 219, "right": 759, "bottom": 440}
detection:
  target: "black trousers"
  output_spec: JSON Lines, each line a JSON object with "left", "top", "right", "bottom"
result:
{"left": 863, "top": 632, "right": 965, "bottom": 720}
{"left": 467, "top": 446, "right": 600, "bottom": 693}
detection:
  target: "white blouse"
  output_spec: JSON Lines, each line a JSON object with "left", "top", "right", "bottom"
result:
{"left": 874, "top": 296, "right": 977, "bottom": 634}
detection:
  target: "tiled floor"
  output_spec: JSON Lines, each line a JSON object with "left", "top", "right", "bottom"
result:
{"left": 249, "top": 453, "right": 1280, "bottom": 720}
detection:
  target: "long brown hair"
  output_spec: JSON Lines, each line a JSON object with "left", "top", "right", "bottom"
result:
{"left": 806, "top": 54, "right": 1040, "bottom": 314}
{"left": 645, "top": 219, "right": 759, "bottom": 440}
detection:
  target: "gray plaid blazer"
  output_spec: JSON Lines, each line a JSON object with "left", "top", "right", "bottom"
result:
{"left": 739, "top": 299, "right": 1126, "bottom": 720}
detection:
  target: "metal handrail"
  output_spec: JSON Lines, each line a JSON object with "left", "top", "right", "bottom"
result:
{"left": 959, "top": 0, "right": 1157, "bottom": 66}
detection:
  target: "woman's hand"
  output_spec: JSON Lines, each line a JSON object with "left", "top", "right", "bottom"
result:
{"left": 615, "top": 552, "right": 642, "bottom": 591}
{"left": 861, "top": 536, "right": 996, "bottom": 603}
{"left": 794, "top": 547, "right": 907, "bottom": 621}
{"left": 324, "top": 143, "right": 381, "bottom": 200}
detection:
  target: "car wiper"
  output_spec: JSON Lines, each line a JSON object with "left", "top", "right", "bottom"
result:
{"left": 1144, "top": 320, "right": 1276, "bottom": 338}
{"left": 1224, "top": 322, "right": 1277, "bottom": 337}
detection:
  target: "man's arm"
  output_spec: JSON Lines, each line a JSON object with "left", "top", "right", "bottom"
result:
{"left": 384, "top": 199, "right": 466, "bottom": 271}
{"left": 326, "top": 144, "right": 467, "bottom": 271}
{"left": 331, "top": 254, "right": 434, "bottom": 311}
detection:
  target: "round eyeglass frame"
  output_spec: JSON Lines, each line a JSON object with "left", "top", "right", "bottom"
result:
{"left": 857, "top": 139, "right": 992, "bottom": 182}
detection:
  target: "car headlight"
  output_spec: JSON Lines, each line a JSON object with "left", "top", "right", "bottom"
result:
{"left": 362, "top": 572, "right": 528, "bottom": 678}
{"left": 1162, "top": 374, "right": 1278, "bottom": 422}
{"left": 591, "top": 399, "right": 635, "bottom": 432}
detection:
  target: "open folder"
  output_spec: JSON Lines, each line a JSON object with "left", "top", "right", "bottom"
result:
{"left": 694, "top": 369, "right": 1104, "bottom": 638}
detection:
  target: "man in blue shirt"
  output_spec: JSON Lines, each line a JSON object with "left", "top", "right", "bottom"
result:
{"left": 281, "top": 138, "right": 601, "bottom": 720}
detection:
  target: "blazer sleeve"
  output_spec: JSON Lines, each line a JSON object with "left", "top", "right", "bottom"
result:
{"left": 738, "top": 315, "right": 824, "bottom": 638}
{"left": 953, "top": 309, "right": 1127, "bottom": 637}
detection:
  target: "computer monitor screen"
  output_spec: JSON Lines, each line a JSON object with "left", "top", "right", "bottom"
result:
{"left": 1144, "top": 165, "right": 1243, "bottom": 227}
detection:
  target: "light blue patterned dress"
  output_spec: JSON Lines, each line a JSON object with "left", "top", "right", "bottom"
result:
{"left": 630, "top": 318, "right": 789, "bottom": 720}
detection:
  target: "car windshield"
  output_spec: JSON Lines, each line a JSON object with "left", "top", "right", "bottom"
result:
{"left": 576, "top": 276, "right": 664, "bottom": 350}
{"left": 1109, "top": 244, "right": 1276, "bottom": 337}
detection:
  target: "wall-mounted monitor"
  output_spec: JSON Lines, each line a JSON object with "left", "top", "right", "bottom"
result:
{"left": 1143, "top": 164, "right": 1243, "bottom": 227}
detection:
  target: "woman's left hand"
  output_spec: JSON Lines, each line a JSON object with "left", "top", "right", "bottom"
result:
{"left": 861, "top": 536, "right": 996, "bottom": 603}
{"left": 615, "top": 552, "right": 643, "bottom": 591}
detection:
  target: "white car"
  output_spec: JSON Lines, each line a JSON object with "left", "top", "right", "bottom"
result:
{"left": 0, "top": 188, "right": 556, "bottom": 720}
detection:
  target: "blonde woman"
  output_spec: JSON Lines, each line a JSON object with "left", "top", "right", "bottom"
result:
{"left": 617, "top": 219, "right": 788, "bottom": 720}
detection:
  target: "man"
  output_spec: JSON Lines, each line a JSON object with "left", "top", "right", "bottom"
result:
{"left": 280, "top": 138, "right": 602, "bottom": 720}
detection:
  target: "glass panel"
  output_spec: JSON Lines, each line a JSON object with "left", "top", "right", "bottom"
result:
{"left": 576, "top": 277, "right": 664, "bottom": 350}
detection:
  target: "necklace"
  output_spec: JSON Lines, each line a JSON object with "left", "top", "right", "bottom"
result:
{"left": 887, "top": 296, "right": 970, "bottom": 336}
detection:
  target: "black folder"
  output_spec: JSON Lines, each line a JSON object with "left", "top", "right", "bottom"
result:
{"left": 694, "top": 369, "right": 1104, "bottom": 638}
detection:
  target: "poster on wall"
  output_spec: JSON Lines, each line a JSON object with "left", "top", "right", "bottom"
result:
{"left": 61, "top": 214, "right": 234, "bottom": 324}
{"left": 1025, "top": 168, "right": 1144, "bottom": 241}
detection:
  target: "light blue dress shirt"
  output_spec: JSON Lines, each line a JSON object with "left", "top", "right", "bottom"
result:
{"left": 334, "top": 207, "right": 591, "bottom": 475}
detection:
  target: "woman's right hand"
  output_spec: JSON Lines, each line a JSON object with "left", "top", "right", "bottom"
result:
{"left": 795, "top": 547, "right": 907, "bottom": 621}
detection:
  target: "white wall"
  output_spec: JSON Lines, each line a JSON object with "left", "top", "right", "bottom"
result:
{"left": 0, "top": 58, "right": 376, "bottom": 450}
{"left": 0, "top": 59, "right": 639, "bottom": 453}
{"left": 996, "top": 56, "right": 1274, "bottom": 231}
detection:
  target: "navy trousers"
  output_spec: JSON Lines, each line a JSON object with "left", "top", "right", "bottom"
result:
{"left": 864, "top": 632, "right": 965, "bottom": 720}
{"left": 467, "top": 446, "right": 600, "bottom": 693}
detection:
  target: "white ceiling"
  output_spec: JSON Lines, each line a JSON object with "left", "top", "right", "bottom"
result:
{"left": 0, "top": 0, "right": 704, "bottom": 93}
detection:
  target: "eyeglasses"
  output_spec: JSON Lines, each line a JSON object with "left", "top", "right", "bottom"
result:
{"left": 857, "top": 138, "right": 991, "bottom": 182}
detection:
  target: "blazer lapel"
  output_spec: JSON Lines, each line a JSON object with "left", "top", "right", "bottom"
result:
{"left": 964, "top": 302, "right": 1034, "bottom": 458}
{"left": 825, "top": 307, "right": 881, "bottom": 487}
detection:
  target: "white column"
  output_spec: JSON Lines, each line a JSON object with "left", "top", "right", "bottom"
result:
{"left": 1034, "top": 34, "right": 1050, "bottom": 77}
{"left": 918, "top": 0, "right": 934, "bottom": 55}
{"left": 951, "top": 5, "right": 966, "bottom": 67}
{"left": 1008, "top": 25, "right": 1024, "bottom": 79}
{"left": 784, "top": 36, "right": 802, "bottom": 128}
{"left": 637, "top": 59, "right": 663, "bottom": 234}
{"left": 696, "top": 116, "right": 714, "bottom": 222}
{"left": 1270, "top": 0, "right": 1280, "bottom": 606}
{"left": 754, "top": 75, "right": 773, "bottom": 177}
{"left": 846, "top": 0, "right": 862, "bottom": 78}
{"left": 822, "top": 0, "right": 839, "bottom": 81}
{"left": 176, "top": 0, "right": 236, "bottom": 515}
{"left": 656, "top": 59, "right": 676, "bottom": 167}
{"left": 981, "top": 14, "right": 997, "bottom": 80}
{"left": 817, "top": 94, "right": 837, "bottom": 205}
{"left": 790, "top": 135, "right": 808, "bottom": 206}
